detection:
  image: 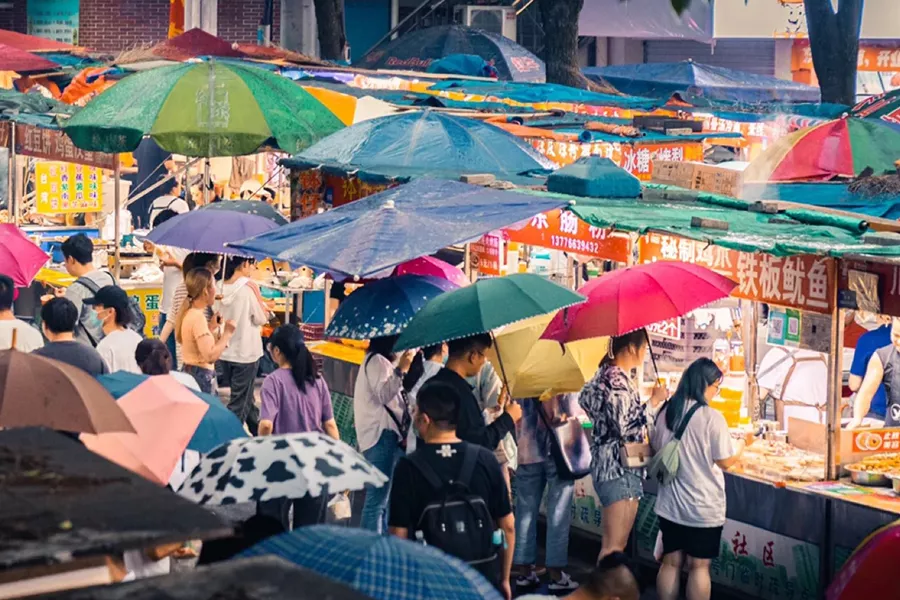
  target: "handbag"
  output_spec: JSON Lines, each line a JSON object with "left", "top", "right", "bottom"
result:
{"left": 620, "top": 442, "right": 653, "bottom": 469}
{"left": 537, "top": 401, "right": 591, "bottom": 481}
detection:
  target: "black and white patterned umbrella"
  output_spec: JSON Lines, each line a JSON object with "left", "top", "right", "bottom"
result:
{"left": 178, "top": 433, "right": 388, "bottom": 505}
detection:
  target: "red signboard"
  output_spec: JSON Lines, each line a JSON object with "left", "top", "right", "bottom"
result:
{"left": 470, "top": 233, "right": 503, "bottom": 276}
{"left": 639, "top": 233, "right": 835, "bottom": 314}
{"left": 505, "top": 209, "right": 631, "bottom": 263}
{"left": 14, "top": 123, "right": 116, "bottom": 170}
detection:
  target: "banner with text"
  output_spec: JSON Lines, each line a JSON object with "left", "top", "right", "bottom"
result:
{"left": 505, "top": 209, "right": 631, "bottom": 263}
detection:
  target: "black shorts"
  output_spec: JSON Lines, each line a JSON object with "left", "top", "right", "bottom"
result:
{"left": 658, "top": 517, "right": 723, "bottom": 560}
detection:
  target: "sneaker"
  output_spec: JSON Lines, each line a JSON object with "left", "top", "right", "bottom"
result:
{"left": 548, "top": 572, "right": 579, "bottom": 592}
{"left": 515, "top": 570, "right": 541, "bottom": 589}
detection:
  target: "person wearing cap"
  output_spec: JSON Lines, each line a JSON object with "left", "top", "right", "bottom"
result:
{"left": 87, "top": 286, "right": 143, "bottom": 374}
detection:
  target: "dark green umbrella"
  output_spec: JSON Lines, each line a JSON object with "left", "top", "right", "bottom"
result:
{"left": 393, "top": 273, "right": 584, "bottom": 353}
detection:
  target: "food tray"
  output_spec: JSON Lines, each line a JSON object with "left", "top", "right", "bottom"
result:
{"left": 888, "top": 473, "right": 900, "bottom": 494}
{"left": 846, "top": 466, "right": 890, "bottom": 487}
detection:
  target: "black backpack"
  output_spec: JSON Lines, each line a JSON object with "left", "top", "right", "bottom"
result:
{"left": 409, "top": 444, "right": 497, "bottom": 572}
{"left": 73, "top": 275, "right": 147, "bottom": 345}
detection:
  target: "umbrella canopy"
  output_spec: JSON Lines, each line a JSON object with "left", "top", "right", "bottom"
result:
{"left": 302, "top": 85, "right": 400, "bottom": 125}
{"left": 64, "top": 60, "right": 344, "bottom": 156}
{"left": 150, "top": 28, "right": 246, "bottom": 61}
{"left": 357, "top": 24, "right": 544, "bottom": 83}
{"left": 0, "top": 29, "right": 74, "bottom": 52}
{"left": 394, "top": 273, "right": 585, "bottom": 352}
{"left": 199, "top": 199, "right": 289, "bottom": 225}
{"left": 394, "top": 256, "right": 468, "bottom": 288}
{"left": 240, "top": 525, "right": 501, "bottom": 600}
{"left": 488, "top": 315, "right": 608, "bottom": 400}
{"left": 81, "top": 375, "right": 209, "bottom": 485}
{"left": 583, "top": 60, "right": 820, "bottom": 104}
{"left": 826, "top": 520, "right": 900, "bottom": 600}
{"left": 0, "top": 350, "right": 134, "bottom": 434}
{"left": 850, "top": 88, "right": 900, "bottom": 131}
{"left": 326, "top": 275, "right": 456, "bottom": 340}
{"left": 147, "top": 203, "right": 281, "bottom": 255}
{"left": 542, "top": 262, "right": 736, "bottom": 343}
{"left": 286, "top": 110, "right": 554, "bottom": 181}
{"left": 0, "top": 43, "right": 58, "bottom": 73}
{"left": 228, "top": 179, "right": 567, "bottom": 278}
{"left": 97, "top": 372, "right": 247, "bottom": 454}
{"left": 0, "top": 224, "right": 49, "bottom": 287}
{"left": 178, "top": 433, "right": 388, "bottom": 505}
{"left": 743, "top": 117, "right": 900, "bottom": 182}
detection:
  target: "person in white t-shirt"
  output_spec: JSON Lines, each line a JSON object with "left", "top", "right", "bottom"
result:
{"left": 147, "top": 178, "right": 189, "bottom": 227}
{"left": 650, "top": 358, "right": 750, "bottom": 600}
{"left": 0, "top": 275, "right": 43, "bottom": 352}
{"left": 86, "top": 286, "right": 143, "bottom": 374}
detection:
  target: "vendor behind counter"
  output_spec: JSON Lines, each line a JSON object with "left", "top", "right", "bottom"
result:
{"left": 851, "top": 318, "right": 900, "bottom": 429}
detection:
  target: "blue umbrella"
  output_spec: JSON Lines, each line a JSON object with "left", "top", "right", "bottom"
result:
{"left": 283, "top": 110, "right": 554, "bottom": 183}
{"left": 356, "top": 24, "right": 545, "bottom": 83}
{"left": 146, "top": 203, "right": 280, "bottom": 255}
{"left": 326, "top": 275, "right": 456, "bottom": 340}
{"left": 97, "top": 372, "right": 247, "bottom": 453}
{"left": 240, "top": 525, "right": 501, "bottom": 600}
{"left": 227, "top": 179, "right": 567, "bottom": 279}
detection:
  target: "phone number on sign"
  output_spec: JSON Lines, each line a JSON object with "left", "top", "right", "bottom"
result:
{"left": 550, "top": 236, "right": 601, "bottom": 255}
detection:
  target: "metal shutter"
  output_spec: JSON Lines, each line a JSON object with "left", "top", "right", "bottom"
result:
{"left": 644, "top": 39, "right": 776, "bottom": 76}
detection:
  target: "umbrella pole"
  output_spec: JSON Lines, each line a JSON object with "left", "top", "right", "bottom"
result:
{"left": 644, "top": 328, "right": 659, "bottom": 379}
{"left": 8, "top": 124, "right": 16, "bottom": 226}
{"left": 489, "top": 331, "right": 512, "bottom": 401}
{"left": 204, "top": 158, "right": 211, "bottom": 205}
{"left": 113, "top": 155, "right": 122, "bottom": 281}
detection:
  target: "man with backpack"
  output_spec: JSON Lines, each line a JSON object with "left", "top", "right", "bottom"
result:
{"left": 389, "top": 381, "right": 516, "bottom": 600}
{"left": 56, "top": 234, "right": 115, "bottom": 346}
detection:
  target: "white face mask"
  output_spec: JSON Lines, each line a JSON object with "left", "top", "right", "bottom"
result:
{"left": 855, "top": 311, "right": 883, "bottom": 331}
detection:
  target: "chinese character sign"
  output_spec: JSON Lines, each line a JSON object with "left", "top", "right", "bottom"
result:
{"left": 527, "top": 138, "right": 703, "bottom": 179}
{"left": 852, "top": 429, "right": 900, "bottom": 454}
{"left": 27, "top": 0, "right": 80, "bottom": 44}
{"left": 470, "top": 233, "right": 503, "bottom": 276}
{"left": 15, "top": 124, "right": 115, "bottom": 170}
{"left": 639, "top": 233, "right": 834, "bottom": 314}
{"left": 132, "top": 288, "right": 162, "bottom": 337}
{"left": 35, "top": 162, "right": 102, "bottom": 215}
{"left": 505, "top": 209, "right": 631, "bottom": 263}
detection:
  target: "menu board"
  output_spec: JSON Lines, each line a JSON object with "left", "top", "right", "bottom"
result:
{"left": 35, "top": 162, "right": 102, "bottom": 214}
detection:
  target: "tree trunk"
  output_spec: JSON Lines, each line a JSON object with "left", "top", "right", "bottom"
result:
{"left": 804, "top": 0, "right": 863, "bottom": 105}
{"left": 536, "top": 0, "right": 615, "bottom": 93}
{"left": 313, "top": 0, "right": 346, "bottom": 61}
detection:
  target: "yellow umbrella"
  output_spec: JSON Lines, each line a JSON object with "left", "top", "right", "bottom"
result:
{"left": 487, "top": 315, "right": 608, "bottom": 400}
{"left": 301, "top": 86, "right": 401, "bottom": 125}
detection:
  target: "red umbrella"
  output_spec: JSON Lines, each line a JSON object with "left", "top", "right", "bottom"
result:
{"left": 541, "top": 261, "right": 737, "bottom": 343}
{"left": 0, "top": 224, "right": 50, "bottom": 287}
{"left": 393, "top": 256, "right": 469, "bottom": 288}
{"left": 0, "top": 43, "right": 58, "bottom": 73}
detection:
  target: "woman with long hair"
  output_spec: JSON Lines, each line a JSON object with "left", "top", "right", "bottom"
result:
{"left": 135, "top": 338, "right": 200, "bottom": 391}
{"left": 258, "top": 324, "right": 339, "bottom": 529}
{"left": 579, "top": 329, "right": 667, "bottom": 562}
{"left": 175, "top": 268, "right": 235, "bottom": 394}
{"left": 353, "top": 334, "right": 414, "bottom": 533}
{"left": 651, "top": 358, "right": 749, "bottom": 600}
{"left": 160, "top": 252, "right": 220, "bottom": 368}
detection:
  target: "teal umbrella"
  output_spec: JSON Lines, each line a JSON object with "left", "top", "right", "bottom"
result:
{"left": 393, "top": 273, "right": 584, "bottom": 354}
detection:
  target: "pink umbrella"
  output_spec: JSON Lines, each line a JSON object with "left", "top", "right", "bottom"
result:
{"left": 0, "top": 224, "right": 49, "bottom": 287}
{"left": 542, "top": 261, "right": 737, "bottom": 343}
{"left": 81, "top": 375, "right": 209, "bottom": 485}
{"left": 394, "top": 256, "right": 469, "bottom": 288}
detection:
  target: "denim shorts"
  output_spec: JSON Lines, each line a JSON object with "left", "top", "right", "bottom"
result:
{"left": 595, "top": 471, "right": 644, "bottom": 507}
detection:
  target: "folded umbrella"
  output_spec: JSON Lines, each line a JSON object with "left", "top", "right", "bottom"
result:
{"left": 393, "top": 256, "right": 469, "bottom": 288}
{"left": 97, "top": 372, "right": 248, "bottom": 453}
{"left": 81, "top": 375, "right": 209, "bottom": 485}
{"left": 0, "top": 224, "right": 50, "bottom": 287}
{"left": 325, "top": 275, "right": 456, "bottom": 340}
{"left": 0, "top": 350, "right": 134, "bottom": 434}
{"left": 239, "top": 525, "right": 502, "bottom": 600}
{"left": 146, "top": 204, "right": 280, "bottom": 255}
{"left": 178, "top": 433, "right": 388, "bottom": 505}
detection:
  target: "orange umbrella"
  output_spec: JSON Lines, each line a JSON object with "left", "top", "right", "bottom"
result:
{"left": 81, "top": 375, "right": 208, "bottom": 485}
{"left": 0, "top": 350, "right": 134, "bottom": 434}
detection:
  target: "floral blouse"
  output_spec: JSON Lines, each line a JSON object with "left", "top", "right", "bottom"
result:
{"left": 578, "top": 363, "right": 648, "bottom": 482}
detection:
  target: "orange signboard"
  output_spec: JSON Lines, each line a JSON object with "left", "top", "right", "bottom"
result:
{"left": 793, "top": 40, "right": 900, "bottom": 73}
{"left": 852, "top": 429, "right": 900, "bottom": 454}
{"left": 505, "top": 209, "right": 631, "bottom": 263}
{"left": 638, "top": 233, "right": 835, "bottom": 314}
{"left": 527, "top": 139, "right": 703, "bottom": 180}
{"left": 470, "top": 233, "right": 503, "bottom": 276}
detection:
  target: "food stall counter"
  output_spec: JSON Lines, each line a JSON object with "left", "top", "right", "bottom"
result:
{"left": 308, "top": 340, "right": 365, "bottom": 449}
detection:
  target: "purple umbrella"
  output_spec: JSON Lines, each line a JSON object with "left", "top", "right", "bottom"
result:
{"left": 146, "top": 208, "right": 280, "bottom": 256}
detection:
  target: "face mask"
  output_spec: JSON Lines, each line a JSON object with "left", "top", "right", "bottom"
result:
{"left": 86, "top": 311, "right": 103, "bottom": 330}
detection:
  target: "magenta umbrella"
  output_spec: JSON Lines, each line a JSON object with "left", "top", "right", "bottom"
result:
{"left": 393, "top": 256, "right": 469, "bottom": 288}
{"left": 541, "top": 261, "right": 737, "bottom": 343}
{"left": 0, "top": 224, "right": 50, "bottom": 287}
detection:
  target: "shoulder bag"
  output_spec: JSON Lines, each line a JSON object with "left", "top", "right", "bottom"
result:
{"left": 537, "top": 400, "right": 591, "bottom": 481}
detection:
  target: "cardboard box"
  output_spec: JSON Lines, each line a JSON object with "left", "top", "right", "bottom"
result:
{"left": 651, "top": 160, "right": 744, "bottom": 198}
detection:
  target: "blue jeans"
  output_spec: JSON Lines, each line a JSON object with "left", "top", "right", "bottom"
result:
{"left": 513, "top": 460, "right": 574, "bottom": 568}
{"left": 361, "top": 429, "right": 403, "bottom": 533}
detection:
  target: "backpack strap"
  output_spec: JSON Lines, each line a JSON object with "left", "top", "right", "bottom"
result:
{"left": 674, "top": 402, "right": 704, "bottom": 440}
{"left": 456, "top": 444, "right": 478, "bottom": 488}
{"left": 408, "top": 452, "right": 446, "bottom": 491}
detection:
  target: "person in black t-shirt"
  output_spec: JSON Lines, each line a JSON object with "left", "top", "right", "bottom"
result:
{"left": 389, "top": 380, "right": 516, "bottom": 600}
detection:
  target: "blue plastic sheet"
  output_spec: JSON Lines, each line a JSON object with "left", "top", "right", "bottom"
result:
{"left": 228, "top": 179, "right": 567, "bottom": 278}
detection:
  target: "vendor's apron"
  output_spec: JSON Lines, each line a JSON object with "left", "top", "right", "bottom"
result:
{"left": 876, "top": 346, "right": 900, "bottom": 427}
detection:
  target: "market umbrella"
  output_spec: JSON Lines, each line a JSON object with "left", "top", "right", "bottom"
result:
{"left": 393, "top": 256, "right": 468, "bottom": 288}
{"left": 850, "top": 88, "right": 900, "bottom": 131}
{"left": 63, "top": 60, "right": 345, "bottom": 156}
{"left": 0, "top": 43, "right": 59, "bottom": 73}
{"left": 178, "top": 433, "right": 388, "bottom": 505}
{"left": 97, "top": 372, "right": 247, "bottom": 454}
{"left": 488, "top": 314, "right": 608, "bottom": 400}
{"left": 541, "top": 262, "right": 736, "bottom": 344}
{"left": 146, "top": 203, "right": 281, "bottom": 255}
{"left": 742, "top": 117, "right": 900, "bottom": 182}
{"left": 302, "top": 85, "right": 400, "bottom": 125}
{"left": 827, "top": 520, "right": 900, "bottom": 600}
{"left": 356, "top": 24, "right": 545, "bottom": 83}
{"left": 199, "top": 199, "right": 289, "bottom": 225}
{"left": 325, "top": 275, "right": 456, "bottom": 340}
{"left": 81, "top": 375, "right": 209, "bottom": 485}
{"left": 0, "top": 350, "right": 134, "bottom": 434}
{"left": 0, "top": 223, "right": 50, "bottom": 287}
{"left": 394, "top": 273, "right": 585, "bottom": 356}
{"left": 239, "top": 525, "right": 502, "bottom": 600}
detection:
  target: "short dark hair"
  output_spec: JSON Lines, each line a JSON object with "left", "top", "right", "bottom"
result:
{"left": 152, "top": 208, "right": 178, "bottom": 228}
{"left": 0, "top": 275, "right": 14, "bottom": 311}
{"left": 447, "top": 333, "right": 493, "bottom": 359}
{"left": 584, "top": 552, "right": 640, "bottom": 600}
{"left": 160, "top": 177, "right": 180, "bottom": 195}
{"left": 224, "top": 256, "right": 254, "bottom": 281}
{"left": 87, "top": 285, "right": 133, "bottom": 327}
{"left": 41, "top": 297, "right": 78, "bottom": 334}
{"left": 416, "top": 381, "right": 460, "bottom": 431}
{"left": 61, "top": 234, "right": 94, "bottom": 265}
{"left": 182, "top": 252, "right": 219, "bottom": 277}
{"left": 368, "top": 335, "right": 398, "bottom": 361}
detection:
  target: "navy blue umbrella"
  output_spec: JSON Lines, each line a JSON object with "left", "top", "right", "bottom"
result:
{"left": 357, "top": 24, "right": 545, "bottom": 83}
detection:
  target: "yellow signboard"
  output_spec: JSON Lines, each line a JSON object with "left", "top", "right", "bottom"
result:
{"left": 35, "top": 162, "right": 103, "bottom": 214}
{"left": 128, "top": 287, "right": 162, "bottom": 338}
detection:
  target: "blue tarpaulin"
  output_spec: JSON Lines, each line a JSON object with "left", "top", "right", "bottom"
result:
{"left": 584, "top": 61, "right": 820, "bottom": 104}
{"left": 425, "top": 79, "right": 657, "bottom": 109}
{"left": 228, "top": 179, "right": 567, "bottom": 278}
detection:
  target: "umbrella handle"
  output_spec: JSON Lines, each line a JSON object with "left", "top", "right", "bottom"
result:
{"left": 644, "top": 328, "right": 660, "bottom": 379}
{"left": 489, "top": 331, "right": 512, "bottom": 399}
